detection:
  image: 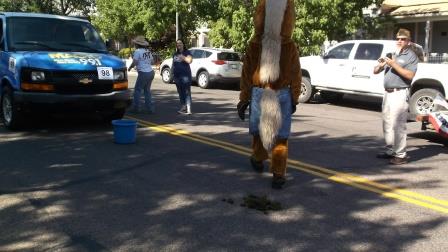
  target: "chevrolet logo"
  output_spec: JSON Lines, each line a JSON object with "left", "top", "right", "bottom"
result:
{"left": 79, "top": 78, "right": 93, "bottom": 85}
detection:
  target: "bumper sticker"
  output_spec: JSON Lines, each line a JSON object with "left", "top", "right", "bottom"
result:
{"left": 48, "top": 53, "right": 102, "bottom": 66}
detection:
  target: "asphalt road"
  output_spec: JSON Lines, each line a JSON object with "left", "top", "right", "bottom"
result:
{"left": 0, "top": 73, "right": 447, "bottom": 251}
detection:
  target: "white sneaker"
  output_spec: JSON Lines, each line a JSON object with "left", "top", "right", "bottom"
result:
{"left": 177, "top": 105, "right": 187, "bottom": 114}
{"left": 186, "top": 105, "right": 192, "bottom": 115}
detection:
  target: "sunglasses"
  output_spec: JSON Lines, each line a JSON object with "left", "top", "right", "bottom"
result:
{"left": 396, "top": 38, "right": 408, "bottom": 41}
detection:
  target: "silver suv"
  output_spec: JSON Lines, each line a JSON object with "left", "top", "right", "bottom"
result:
{"left": 160, "top": 47, "right": 242, "bottom": 88}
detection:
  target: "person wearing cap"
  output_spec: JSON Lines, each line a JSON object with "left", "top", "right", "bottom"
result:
{"left": 172, "top": 39, "right": 193, "bottom": 115}
{"left": 373, "top": 28, "right": 419, "bottom": 165}
{"left": 128, "top": 35, "right": 155, "bottom": 114}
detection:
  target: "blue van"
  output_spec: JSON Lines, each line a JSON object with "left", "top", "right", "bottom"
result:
{"left": 0, "top": 12, "right": 131, "bottom": 129}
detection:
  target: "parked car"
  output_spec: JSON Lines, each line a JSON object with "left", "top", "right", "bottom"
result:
{"left": 0, "top": 12, "right": 131, "bottom": 129}
{"left": 299, "top": 40, "right": 448, "bottom": 117}
{"left": 160, "top": 47, "right": 242, "bottom": 89}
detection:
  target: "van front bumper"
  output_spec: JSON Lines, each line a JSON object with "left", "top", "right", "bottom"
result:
{"left": 13, "top": 89, "right": 132, "bottom": 111}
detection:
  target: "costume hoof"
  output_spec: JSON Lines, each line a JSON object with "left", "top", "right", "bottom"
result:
{"left": 250, "top": 156, "right": 264, "bottom": 173}
{"left": 271, "top": 175, "right": 286, "bottom": 189}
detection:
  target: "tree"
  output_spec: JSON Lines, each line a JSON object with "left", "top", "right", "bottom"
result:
{"left": 93, "top": 0, "right": 176, "bottom": 55}
{"left": 0, "top": 0, "right": 25, "bottom": 11}
{"left": 294, "top": 0, "right": 384, "bottom": 55}
{"left": 207, "top": 0, "right": 256, "bottom": 52}
{"left": 93, "top": 0, "right": 219, "bottom": 56}
{"left": 0, "top": 0, "right": 95, "bottom": 16}
{"left": 207, "top": 0, "right": 383, "bottom": 55}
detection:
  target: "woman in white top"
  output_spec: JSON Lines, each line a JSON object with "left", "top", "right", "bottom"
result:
{"left": 128, "top": 36, "right": 155, "bottom": 113}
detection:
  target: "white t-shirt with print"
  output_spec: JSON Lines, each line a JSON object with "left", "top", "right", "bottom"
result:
{"left": 133, "top": 48, "right": 154, "bottom": 72}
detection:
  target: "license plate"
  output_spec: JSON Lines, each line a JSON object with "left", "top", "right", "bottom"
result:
{"left": 231, "top": 64, "right": 238, "bottom": 69}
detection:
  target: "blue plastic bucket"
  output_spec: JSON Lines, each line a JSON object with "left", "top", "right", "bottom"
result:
{"left": 112, "top": 119, "right": 137, "bottom": 144}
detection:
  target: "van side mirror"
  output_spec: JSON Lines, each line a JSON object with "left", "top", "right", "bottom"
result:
{"left": 320, "top": 50, "right": 326, "bottom": 57}
{"left": 105, "top": 39, "right": 112, "bottom": 49}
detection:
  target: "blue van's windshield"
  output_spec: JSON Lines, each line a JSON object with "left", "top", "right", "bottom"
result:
{"left": 7, "top": 17, "right": 107, "bottom": 53}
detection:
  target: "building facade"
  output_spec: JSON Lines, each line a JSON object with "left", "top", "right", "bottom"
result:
{"left": 381, "top": 0, "right": 448, "bottom": 62}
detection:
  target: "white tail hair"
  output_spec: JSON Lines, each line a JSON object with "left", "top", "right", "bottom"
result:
{"left": 259, "top": 88, "right": 282, "bottom": 150}
{"left": 259, "top": 0, "right": 287, "bottom": 83}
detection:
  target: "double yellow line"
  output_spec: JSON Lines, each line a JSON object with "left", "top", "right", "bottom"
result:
{"left": 127, "top": 116, "right": 448, "bottom": 214}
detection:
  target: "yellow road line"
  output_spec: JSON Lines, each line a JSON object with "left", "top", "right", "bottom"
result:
{"left": 127, "top": 116, "right": 448, "bottom": 214}
{"left": 288, "top": 160, "right": 448, "bottom": 208}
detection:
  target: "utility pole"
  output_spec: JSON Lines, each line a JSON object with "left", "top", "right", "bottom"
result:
{"left": 176, "top": 0, "right": 180, "bottom": 40}
{"left": 424, "top": 20, "right": 431, "bottom": 60}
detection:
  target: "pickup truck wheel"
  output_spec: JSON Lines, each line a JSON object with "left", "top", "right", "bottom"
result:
{"left": 161, "top": 67, "right": 173, "bottom": 83}
{"left": 197, "top": 71, "right": 210, "bottom": 89}
{"left": 320, "top": 91, "right": 344, "bottom": 103}
{"left": 1, "top": 86, "right": 23, "bottom": 129}
{"left": 409, "top": 88, "right": 443, "bottom": 116}
{"left": 299, "top": 77, "right": 313, "bottom": 103}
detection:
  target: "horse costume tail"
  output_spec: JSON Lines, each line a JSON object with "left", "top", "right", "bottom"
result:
{"left": 259, "top": 88, "right": 282, "bottom": 150}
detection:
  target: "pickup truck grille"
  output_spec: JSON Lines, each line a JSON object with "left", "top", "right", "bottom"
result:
{"left": 51, "top": 71, "right": 113, "bottom": 95}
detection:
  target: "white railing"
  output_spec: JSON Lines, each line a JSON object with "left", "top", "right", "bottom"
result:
{"left": 426, "top": 53, "right": 448, "bottom": 64}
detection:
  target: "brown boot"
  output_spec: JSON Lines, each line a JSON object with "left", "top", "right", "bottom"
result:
{"left": 251, "top": 135, "right": 268, "bottom": 173}
{"left": 271, "top": 174, "right": 286, "bottom": 189}
{"left": 389, "top": 156, "right": 408, "bottom": 165}
{"left": 270, "top": 139, "right": 288, "bottom": 177}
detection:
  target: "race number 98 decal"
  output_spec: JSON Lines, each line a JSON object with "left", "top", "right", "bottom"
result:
{"left": 97, "top": 67, "right": 114, "bottom": 80}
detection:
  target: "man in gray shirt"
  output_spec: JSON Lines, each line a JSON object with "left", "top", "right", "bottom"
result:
{"left": 373, "top": 28, "right": 419, "bottom": 165}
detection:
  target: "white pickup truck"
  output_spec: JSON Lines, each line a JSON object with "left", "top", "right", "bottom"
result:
{"left": 299, "top": 40, "right": 448, "bottom": 117}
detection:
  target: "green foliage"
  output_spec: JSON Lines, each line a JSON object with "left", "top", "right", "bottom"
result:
{"left": 208, "top": 0, "right": 257, "bottom": 53}
{"left": 207, "top": 0, "right": 382, "bottom": 56}
{"left": 0, "top": 0, "right": 94, "bottom": 16}
{"left": 2, "top": 0, "right": 387, "bottom": 58}
{"left": 118, "top": 48, "right": 135, "bottom": 59}
{"left": 93, "top": 0, "right": 220, "bottom": 55}
{"left": 0, "top": 0, "right": 25, "bottom": 11}
{"left": 294, "top": 0, "right": 381, "bottom": 55}
{"left": 158, "top": 47, "right": 175, "bottom": 61}
{"left": 359, "top": 14, "right": 396, "bottom": 40}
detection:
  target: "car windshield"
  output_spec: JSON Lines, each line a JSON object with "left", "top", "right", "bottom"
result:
{"left": 217, "top": 52, "right": 240, "bottom": 61}
{"left": 6, "top": 17, "right": 107, "bottom": 53}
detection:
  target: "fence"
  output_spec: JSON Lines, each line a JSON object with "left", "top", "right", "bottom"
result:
{"left": 426, "top": 53, "right": 448, "bottom": 64}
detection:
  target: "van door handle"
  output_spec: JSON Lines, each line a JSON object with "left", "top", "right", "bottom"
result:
{"left": 352, "top": 74, "right": 370, "bottom": 79}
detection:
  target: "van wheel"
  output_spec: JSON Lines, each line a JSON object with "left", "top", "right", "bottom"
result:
{"left": 299, "top": 77, "right": 313, "bottom": 103}
{"left": 197, "top": 71, "right": 210, "bottom": 89}
{"left": 409, "top": 88, "right": 443, "bottom": 116}
{"left": 1, "top": 86, "right": 23, "bottom": 130}
{"left": 102, "top": 108, "right": 126, "bottom": 122}
{"left": 320, "top": 91, "right": 344, "bottom": 103}
{"left": 161, "top": 67, "right": 173, "bottom": 83}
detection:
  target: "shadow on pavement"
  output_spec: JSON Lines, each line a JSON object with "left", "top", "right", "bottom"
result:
{"left": 0, "top": 86, "right": 447, "bottom": 251}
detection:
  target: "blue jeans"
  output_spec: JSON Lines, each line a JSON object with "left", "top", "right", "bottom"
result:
{"left": 174, "top": 75, "right": 192, "bottom": 106}
{"left": 249, "top": 87, "right": 292, "bottom": 139}
{"left": 133, "top": 71, "right": 155, "bottom": 112}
